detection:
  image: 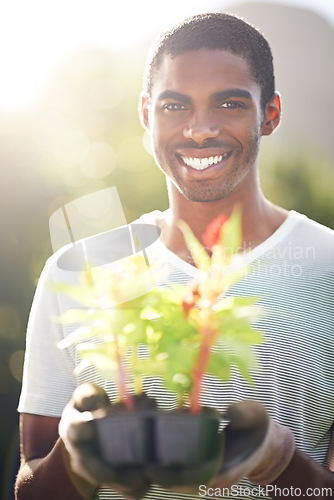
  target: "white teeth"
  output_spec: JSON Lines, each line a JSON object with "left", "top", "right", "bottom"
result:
{"left": 181, "top": 154, "right": 227, "bottom": 170}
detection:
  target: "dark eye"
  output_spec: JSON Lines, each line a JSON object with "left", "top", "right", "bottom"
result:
{"left": 163, "top": 103, "right": 187, "bottom": 111}
{"left": 219, "top": 101, "right": 245, "bottom": 110}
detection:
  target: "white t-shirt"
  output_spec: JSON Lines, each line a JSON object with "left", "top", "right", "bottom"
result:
{"left": 18, "top": 210, "right": 334, "bottom": 500}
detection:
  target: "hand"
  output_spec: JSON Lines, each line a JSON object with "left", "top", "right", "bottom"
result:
{"left": 147, "top": 400, "right": 295, "bottom": 493}
{"left": 59, "top": 383, "right": 151, "bottom": 500}
{"left": 146, "top": 442, "right": 224, "bottom": 494}
{"left": 214, "top": 400, "right": 295, "bottom": 487}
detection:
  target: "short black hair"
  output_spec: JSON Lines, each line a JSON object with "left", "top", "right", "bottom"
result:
{"left": 143, "top": 12, "right": 275, "bottom": 112}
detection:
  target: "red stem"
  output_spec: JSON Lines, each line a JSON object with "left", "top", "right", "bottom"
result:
{"left": 115, "top": 340, "right": 134, "bottom": 411}
{"left": 190, "top": 321, "right": 215, "bottom": 414}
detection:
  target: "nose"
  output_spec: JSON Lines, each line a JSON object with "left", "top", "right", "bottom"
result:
{"left": 183, "top": 111, "right": 220, "bottom": 143}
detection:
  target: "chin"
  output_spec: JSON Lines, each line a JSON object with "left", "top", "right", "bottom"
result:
{"left": 179, "top": 186, "right": 233, "bottom": 203}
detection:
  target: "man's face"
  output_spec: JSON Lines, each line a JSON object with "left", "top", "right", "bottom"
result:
{"left": 141, "top": 49, "right": 273, "bottom": 203}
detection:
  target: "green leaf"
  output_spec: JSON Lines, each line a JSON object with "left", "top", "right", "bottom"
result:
{"left": 53, "top": 308, "right": 97, "bottom": 325}
{"left": 220, "top": 209, "right": 242, "bottom": 253}
{"left": 76, "top": 344, "right": 119, "bottom": 380}
{"left": 178, "top": 220, "right": 211, "bottom": 271}
{"left": 57, "top": 325, "right": 95, "bottom": 349}
{"left": 49, "top": 282, "right": 97, "bottom": 307}
{"left": 207, "top": 351, "right": 231, "bottom": 381}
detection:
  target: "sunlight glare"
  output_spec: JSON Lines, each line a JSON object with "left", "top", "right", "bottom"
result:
{"left": 0, "top": 0, "right": 332, "bottom": 111}
{"left": 0, "top": 0, "right": 217, "bottom": 111}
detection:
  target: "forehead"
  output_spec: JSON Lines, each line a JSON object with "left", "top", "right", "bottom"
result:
{"left": 152, "top": 49, "right": 261, "bottom": 100}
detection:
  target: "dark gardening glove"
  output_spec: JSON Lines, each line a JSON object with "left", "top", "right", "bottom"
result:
{"left": 147, "top": 400, "right": 295, "bottom": 494}
{"left": 59, "top": 383, "right": 151, "bottom": 500}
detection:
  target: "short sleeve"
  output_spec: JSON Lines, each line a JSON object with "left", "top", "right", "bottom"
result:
{"left": 18, "top": 256, "right": 77, "bottom": 417}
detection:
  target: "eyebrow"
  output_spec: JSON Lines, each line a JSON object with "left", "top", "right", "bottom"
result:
{"left": 211, "top": 88, "right": 253, "bottom": 102}
{"left": 157, "top": 90, "right": 192, "bottom": 104}
{"left": 157, "top": 88, "right": 253, "bottom": 104}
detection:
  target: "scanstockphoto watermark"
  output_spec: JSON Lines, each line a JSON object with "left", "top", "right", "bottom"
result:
{"left": 198, "top": 484, "right": 333, "bottom": 497}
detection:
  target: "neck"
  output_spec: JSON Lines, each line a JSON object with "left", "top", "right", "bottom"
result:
{"left": 158, "top": 173, "right": 287, "bottom": 262}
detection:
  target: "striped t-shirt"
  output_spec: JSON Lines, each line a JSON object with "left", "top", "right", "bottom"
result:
{"left": 18, "top": 210, "right": 334, "bottom": 500}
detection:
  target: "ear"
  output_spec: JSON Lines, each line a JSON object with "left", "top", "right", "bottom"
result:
{"left": 139, "top": 92, "right": 150, "bottom": 131}
{"left": 261, "top": 92, "right": 281, "bottom": 136}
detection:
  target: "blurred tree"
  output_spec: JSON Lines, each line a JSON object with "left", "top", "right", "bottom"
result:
{"left": 260, "top": 144, "right": 334, "bottom": 230}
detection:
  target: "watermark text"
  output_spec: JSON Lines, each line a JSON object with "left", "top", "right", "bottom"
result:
{"left": 199, "top": 484, "right": 333, "bottom": 497}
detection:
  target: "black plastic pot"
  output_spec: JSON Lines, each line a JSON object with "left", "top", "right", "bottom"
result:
{"left": 95, "top": 410, "right": 152, "bottom": 466}
{"left": 94, "top": 405, "right": 223, "bottom": 468}
{"left": 153, "top": 409, "right": 222, "bottom": 466}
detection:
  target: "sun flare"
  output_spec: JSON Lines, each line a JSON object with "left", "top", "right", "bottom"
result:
{"left": 0, "top": 0, "right": 332, "bottom": 111}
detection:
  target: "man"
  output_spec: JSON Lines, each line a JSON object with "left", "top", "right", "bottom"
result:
{"left": 15, "top": 12, "right": 334, "bottom": 500}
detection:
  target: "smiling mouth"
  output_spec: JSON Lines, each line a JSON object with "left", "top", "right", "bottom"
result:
{"left": 180, "top": 153, "right": 230, "bottom": 170}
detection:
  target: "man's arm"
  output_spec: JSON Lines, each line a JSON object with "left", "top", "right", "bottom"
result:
{"left": 270, "top": 447, "right": 334, "bottom": 499}
{"left": 15, "top": 413, "right": 96, "bottom": 500}
{"left": 16, "top": 386, "right": 152, "bottom": 500}
{"left": 148, "top": 400, "right": 334, "bottom": 496}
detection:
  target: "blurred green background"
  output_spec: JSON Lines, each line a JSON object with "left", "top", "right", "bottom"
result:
{"left": 1, "top": 1, "right": 334, "bottom": 499}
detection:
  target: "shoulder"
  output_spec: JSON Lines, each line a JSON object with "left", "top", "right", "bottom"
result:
{"left": 288, "top": 212, "right": 334, "bottom": 275}
{"left": 295, "top": 211, "right": 334, "bottom": 234}
{"left": 290, "top": 211, "right": 334, "bottom": 246}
